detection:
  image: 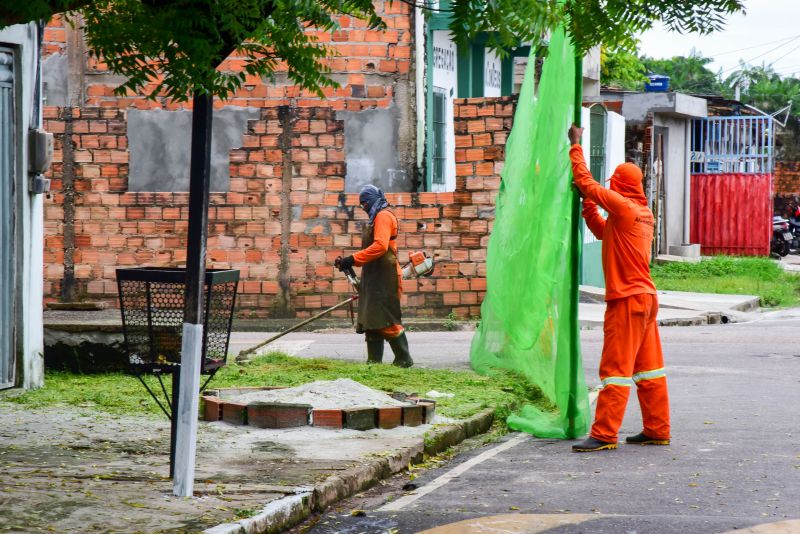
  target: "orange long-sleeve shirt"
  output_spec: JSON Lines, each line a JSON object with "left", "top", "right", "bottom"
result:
{"left": 570, "top": 144, "right": 657, "bottom": 301}
{"left": 353, "top": 210, "right": 403, "bottom": 295}
{"left": 353, "top": 210, "right": 398, "bottom": 265}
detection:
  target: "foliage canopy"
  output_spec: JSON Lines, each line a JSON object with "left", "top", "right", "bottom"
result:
{"left": 0, "top": 0, "right": 745, "bottom": 101}
{"left": 642, "top": 53, "right": 723, "bottom": 94}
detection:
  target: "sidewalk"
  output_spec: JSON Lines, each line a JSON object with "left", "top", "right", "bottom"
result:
{"left": 0, "top": 395, "right": 494, "bottom": 533}
{"left": 578, "top": 285, "right": 760, "bottom": 328}
{"left": 42, "top": 286, "right": 761, "bottom": 370}
{"left": 776, "top": 252, "right": 800, "bottom": 273}
{"left": 25, "top": 287, "right": 762, "bottom": 532}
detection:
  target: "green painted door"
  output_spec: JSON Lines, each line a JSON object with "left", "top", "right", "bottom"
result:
{"left": 581, "top": 105, "right": 607, "bottom": 288}
{"left": 0, "top": 49, "right": 15, "bottom": 389}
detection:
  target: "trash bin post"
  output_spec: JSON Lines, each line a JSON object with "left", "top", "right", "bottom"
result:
{"left": 116, "top": 266, "right": 239, "bottom": 485}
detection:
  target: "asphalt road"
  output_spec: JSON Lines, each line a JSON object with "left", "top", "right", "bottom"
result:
{"left": 282, "top": 316, "right": 800, "bottom": 533}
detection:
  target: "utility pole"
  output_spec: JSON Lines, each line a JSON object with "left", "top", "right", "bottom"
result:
{"left": 173, "top": 92, "right": 213, "bottom": 497}
{"left": 567, "top": 55, "right": 583, "bottom": 438}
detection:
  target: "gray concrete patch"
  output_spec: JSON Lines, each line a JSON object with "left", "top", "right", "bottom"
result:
{"left": 339, "top": 105, "right": 413, "bottom": 193}
{"left": 42, "top": 53, "right": 68, "bottom": 107}
{"left": 128, "top": 107, "right": 260, "bottom": 192}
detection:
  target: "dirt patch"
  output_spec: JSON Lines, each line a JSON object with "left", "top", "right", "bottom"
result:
{"left": 226, "top": 379, "right": 411, "bottom": 410}
{"left": 0, "top": 404, "right": 334, "bottom": 532}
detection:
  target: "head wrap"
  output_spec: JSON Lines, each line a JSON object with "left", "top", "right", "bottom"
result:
{"left": 609, "top": 163, "right": 647, "bottom": 206}
{"left": 359, "top": 184, "right": 389, "bottom": 224}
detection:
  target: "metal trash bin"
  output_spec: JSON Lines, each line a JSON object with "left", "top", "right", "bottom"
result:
{"left": 116, "top": 267, "right": 239, "bottom": 375}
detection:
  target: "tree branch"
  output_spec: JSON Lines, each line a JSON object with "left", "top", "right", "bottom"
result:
{"left": 0, "top": 0, "right": 93, "bottom": 28}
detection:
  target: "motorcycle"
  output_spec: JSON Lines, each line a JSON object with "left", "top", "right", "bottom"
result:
{"left": 789, "top": 209, "right": 800, "bottom": 251}
{"left": 771, "top": 216, "right": 792, "bottom": 257}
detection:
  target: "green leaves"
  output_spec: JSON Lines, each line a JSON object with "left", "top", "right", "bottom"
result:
{"left": 725, "top": 64, "right": 800, "bottom": 118}
{"left": 562, "top": 0, "right": 745, "bottom": 54}
{"left": 601, "top": 44, "right": 647, "bottom": 90}
{"left": 448, "top": 0, "right": 558, "bottom": 53}
{"left": 76, "top": 0, "right": 386, "bottom": 101}
{"left": 442, "top": 1, "right": 744, "bottom": 62}
{"left": 642, "top": 53, "right": 723, "bottom": 94}
{"left": 4, "top": 0, "right": 745, "bottom": 102}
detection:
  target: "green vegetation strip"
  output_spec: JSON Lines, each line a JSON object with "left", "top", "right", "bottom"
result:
{"left": 3, "top": 353, "right": 548, "bottom": 421}
{"left": 651, "top": 256, "right": 800, "bottom": 308}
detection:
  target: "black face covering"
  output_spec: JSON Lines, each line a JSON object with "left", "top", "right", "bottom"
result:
{"left": 359, "top": 184, "right": 389, "bottom": 224}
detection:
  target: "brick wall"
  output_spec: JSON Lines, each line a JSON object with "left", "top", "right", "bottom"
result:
{"left": 43, "top": 4, "right": 413, "bottom": 112}
{"left": 774, "top": 161, "right": 800, "bottom": 195}
{"left": 773, "top": 161, "right": 800, "bottom": 217}
{"left": 44, "top": 96, "right": 517, "bottom": 319}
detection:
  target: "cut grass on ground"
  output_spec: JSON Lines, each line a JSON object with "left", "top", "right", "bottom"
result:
{"left": 3, "top": 352, "right": 551, "bottom": 422}
{"left": 651, "top": 255, "right": 800, "bottom": 308}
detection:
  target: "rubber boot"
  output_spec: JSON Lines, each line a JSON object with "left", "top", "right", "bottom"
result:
{"left": 365, "top": 333, "right": 384, "bottom": 364}
{"left": 388, "top": 332, "right": 414, "bottom": 368}
{"left": 571, "top": 436, "right": 617, "bottom": 452}
{"left": 625, "top": 432, "right": 670, "bottom": 446}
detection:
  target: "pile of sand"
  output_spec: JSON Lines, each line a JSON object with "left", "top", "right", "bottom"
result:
{"left": 228, "top": 379, "right": 412, "bottom": 410}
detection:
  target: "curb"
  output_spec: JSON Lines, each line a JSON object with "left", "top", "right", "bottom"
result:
{"left": 580, "top": 315, "right": 707, "bottom": 329}
{"left": 203, "top": 408, "right": 496, "bottom": 534}
{"left": 204, "top": 492, "right": 313, "bottom": 534}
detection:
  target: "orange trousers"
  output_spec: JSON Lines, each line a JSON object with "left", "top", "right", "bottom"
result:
{"left": 591, "top": 293, "right": 671, "bottom": 443}
{"left": 367, "top": 324, "right": 404, "bottom": 340}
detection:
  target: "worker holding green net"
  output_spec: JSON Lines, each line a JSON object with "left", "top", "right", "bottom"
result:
{"left": 567, "top": 124, "right": 671, "bottom": 453}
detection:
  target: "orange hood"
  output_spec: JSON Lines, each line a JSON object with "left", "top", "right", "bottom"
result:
{"left": 609, "top": 163, "right": 647, "bottom": 206}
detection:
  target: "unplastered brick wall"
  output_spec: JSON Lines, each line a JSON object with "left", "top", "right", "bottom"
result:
{"left": 774, "top": 161, "right": 800, "bottom": 195}
{"left": 42, "top": 0, "right": 420, "bottom": 224}
{"left": 42, "top": 3, "right": 412, "bottom": 112}
{"left": 43, "top": 97, "right": 516, "bottom": 319}
{"left": 773, "top": 161, "right": 800, "bottom": 217}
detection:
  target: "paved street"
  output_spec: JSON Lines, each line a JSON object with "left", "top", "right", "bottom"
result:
{"left": 285, "top": 316, "right": 800, "bottom": 533}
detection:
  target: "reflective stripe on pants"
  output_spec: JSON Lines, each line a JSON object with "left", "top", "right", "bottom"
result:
{"left": 591, "top": 293, "right": 671, "bottom": 443}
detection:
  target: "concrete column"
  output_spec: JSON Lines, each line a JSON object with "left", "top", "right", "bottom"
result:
{"left": 172, "top": 323, "right": 203, "bottom": 497}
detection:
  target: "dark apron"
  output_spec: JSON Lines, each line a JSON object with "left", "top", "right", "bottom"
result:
{"left": 357, "top": 211, "right": 402, "bottom": 333}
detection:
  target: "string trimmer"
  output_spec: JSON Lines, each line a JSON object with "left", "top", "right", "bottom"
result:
{"left": 235, "top": 266, "right": 359, "bottom": 361}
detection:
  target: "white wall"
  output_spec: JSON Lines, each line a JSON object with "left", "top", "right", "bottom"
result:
{"left": 483, "top": 49, "right": 502, "bottom": 98}
{"left": 431, "top": 31, "right": 457, "bottom": 192}
{"left": 580, "top": 107, "right": 597, "bottom": 246}
{"left": 581, "top": 109, "right": 626, "bottom": 246}
{"left": 605, "top": 111, "right": 626, "bottom": 179}
{"left": 582, "top": 46, "right": 601, "bottom": 99}
{"left": 654, "top": 114, "right": 690, "bottom": 250}
{"left": 0, "top": 23, "right": 44, "bottom": 389}
{"left": 415, "top": 6, "right": 426, "bottom": 170}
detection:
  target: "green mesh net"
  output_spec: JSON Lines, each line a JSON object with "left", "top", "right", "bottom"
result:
{"left": 469, "top": 27, "right": 590, "bottom": 439}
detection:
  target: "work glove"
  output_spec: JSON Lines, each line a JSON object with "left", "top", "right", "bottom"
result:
{"left": 334, "top": 255, "right": 355, "bottom": 272}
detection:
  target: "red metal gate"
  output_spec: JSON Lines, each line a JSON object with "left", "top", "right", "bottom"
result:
{"left": 690, "top": 173, "right": 771, "bottom": 256}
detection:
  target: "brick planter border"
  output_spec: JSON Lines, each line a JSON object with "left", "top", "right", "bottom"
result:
{"left": 202, "top": 387, "right": 436, "bottom": 431}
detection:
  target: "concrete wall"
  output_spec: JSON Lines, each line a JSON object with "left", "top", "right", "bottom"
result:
{"left": 582, "top": 46, "right": 601, "bottom": 100}
{"left": 339, "top": 106, "right": 411, "bottom": 193}
{"left": 127, "top": 107, "right": 260, "bottom": 192}
{"left": 431, "top": 30, "right": 458, "bottom": 192}
{"left": 654, "top": 114, "right": 690, "bottom": 251}
{"left": 0, "top": 23, "right": 45, "bottom": 389}
{"left": 622, "top": 92, "right": 707, "bottom": 124}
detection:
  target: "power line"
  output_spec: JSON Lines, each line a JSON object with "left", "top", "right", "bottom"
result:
{"left": 709, "top": 33, "right": 800, "bottom": 57}
{"left": 720, "top": 35, "right": 800, "bottom": 74}
{"left": 768, "top": 43, "right": 800, "bottom": 67}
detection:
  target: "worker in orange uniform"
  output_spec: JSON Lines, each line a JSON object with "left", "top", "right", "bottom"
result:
{"left": 567, "top": 124, "right": 670, "bottom": 452}
{"left": 335, "top": 184, "right": 413, "bottom": 367}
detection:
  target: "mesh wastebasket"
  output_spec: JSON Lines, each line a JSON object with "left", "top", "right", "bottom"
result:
{"left": 116, "top": 267, "right": 239, "bottom": 374}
